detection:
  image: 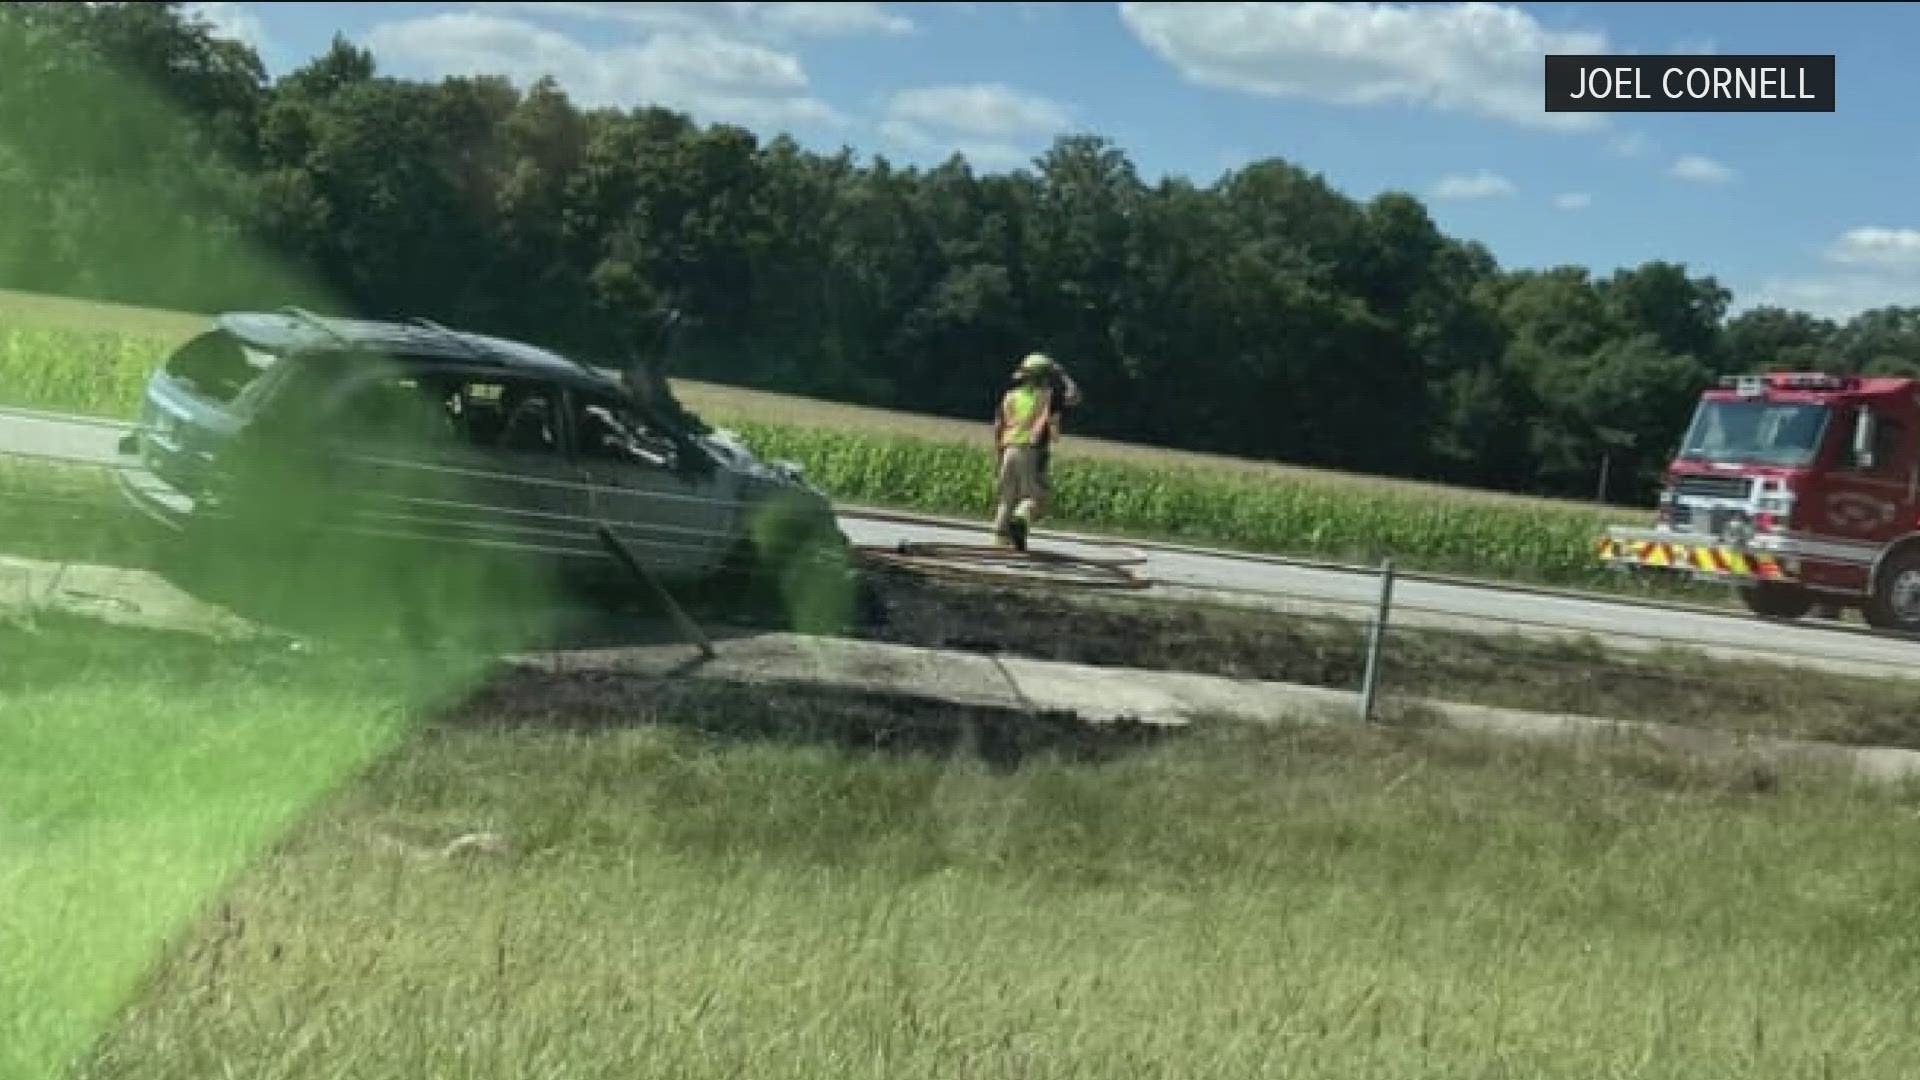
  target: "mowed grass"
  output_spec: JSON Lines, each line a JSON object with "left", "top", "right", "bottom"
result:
{"left": 0, "top": 616, "right": 471, "bottom": 1080}
{"left": 0, "top": 288, "right": 1679, "bottom": 592}
{"left": 0, "top": 288, "right": 208, "bottom": 340}
{"left": 64, "top": 664, "right": 1920, "bottom": 1079}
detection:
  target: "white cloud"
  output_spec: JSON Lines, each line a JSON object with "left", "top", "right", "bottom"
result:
{"left": 885, "top": 84, "right": 1071, "bottom": 140}
{"left": 1670, "top": 153, "right": 1735, "bottom": 185}
{"left": 1554, "top": 191, "right": 1592, "bottom": 210}
{"left": 1742, "top": 275, "right": 1917, "bottom": 321}
{"left": 877, "top": 83, "right": 1072, "bottom": 169}
{"left": 1118, "top": 1, "right": 1609, "bottom": 133}
{"left": 946, "top": 1, "right": 1060, "bottom": 14}
{"left": 754, "top": 2, "right": 915, "bottom": 35}
{"left": 184, "top": 2, "right": 268, "bottom": 52}
{"left": 497, "top": 2, "right": 915, "bottom": 37}
{"left": 363, "top": 11, "right": 843, "bottom": 130}
{"left": 877, "top": 119, "right": 1030, "bottom": 170}
{"left": 1742, "top": 227, "right": 1920, "bottom": 320}
{"left": 1825, "top": 227, "right": 1920, "bottom": 268}
{"left": 1431, "top": 170, "right": 1517, "bottom": 201}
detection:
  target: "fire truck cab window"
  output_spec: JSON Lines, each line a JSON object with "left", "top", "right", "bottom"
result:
{"left": 1840, "top": 409, "right": 1906, "bottom": 477}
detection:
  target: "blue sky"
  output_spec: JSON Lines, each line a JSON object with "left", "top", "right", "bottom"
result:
{"left": 185, "top": 2, "right": 1920, "bottom": 321}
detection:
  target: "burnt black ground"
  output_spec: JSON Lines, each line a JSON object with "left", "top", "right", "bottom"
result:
{"left": 351, "top": 556, "right": 1920, "bottom": 752}
{"left": 836, "top": 563, "right": 1920, "bottom": 752}
{"left": 848, "top": 564, "right": 1365, "bottom": 684}
{"left": 451, "top": 663, "right": 1174, "bottom": 773}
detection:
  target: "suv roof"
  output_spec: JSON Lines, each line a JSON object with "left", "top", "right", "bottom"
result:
{"left": 216, "top": 308, "right": 622, "bottom": 394}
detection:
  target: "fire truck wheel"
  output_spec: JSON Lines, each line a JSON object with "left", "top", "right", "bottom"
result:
{"left": 1864, "top": 549, "right": 1920, "bottom": 633}
{"left": 1738, "top": 582, "right": 1815, "bottom": 621}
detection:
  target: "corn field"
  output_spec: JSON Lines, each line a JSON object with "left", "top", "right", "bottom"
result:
{"left": 1, "top": 324, "right": 1682, "bottom": 592}
{"left": 730, "top": 422, "right": 1647, "bottom": 588}
{"left": 0, "top": 327, "right": 172, "bottom": 418}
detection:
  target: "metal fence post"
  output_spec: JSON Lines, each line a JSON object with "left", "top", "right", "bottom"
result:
{"left": 1359, "top": 558, "right": 1395, "bottom": 722}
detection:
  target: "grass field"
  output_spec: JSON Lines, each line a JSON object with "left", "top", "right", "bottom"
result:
{"left": 0, "top": 288, "right": 209, "bottom": 340}
{"left": 9, "top": 435, "right": 1920, "bottom": 1075}
{"left": 0, "top": 616, "right": 457, "bottom": 1080}
{"left": 0, "top": 289, "right": 1681, "bottom": 593}
{"left": 41, "top": 636, "right": 1920, "bottom": 1080}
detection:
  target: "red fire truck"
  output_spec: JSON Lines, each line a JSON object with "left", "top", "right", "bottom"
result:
{"left": 1597, "top": 371, "right": 1920, "bottom": 631}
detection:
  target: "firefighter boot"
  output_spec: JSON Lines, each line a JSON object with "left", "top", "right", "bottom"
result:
{"left": 1009, "top": 501, "right": 1033, "bottom": 552}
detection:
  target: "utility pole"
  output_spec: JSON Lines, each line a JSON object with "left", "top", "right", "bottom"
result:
{"left": 1594, "top": 427, "right": 1636, "bottom": 506}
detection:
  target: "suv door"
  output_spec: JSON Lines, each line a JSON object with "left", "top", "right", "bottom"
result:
{"left": 321, "top": 365, "right": 598, "bottom": 563}
{"left": 567, "top": 388, "right": 736, "bottom": 582}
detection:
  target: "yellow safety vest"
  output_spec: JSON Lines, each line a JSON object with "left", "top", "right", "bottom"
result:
{"left": 1002, "top": 384, "right": 1048, "bottom": 446}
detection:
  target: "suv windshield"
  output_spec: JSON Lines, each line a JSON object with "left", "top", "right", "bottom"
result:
{"left": 1677, "top": 400, "right": 1830, "bottom": 467}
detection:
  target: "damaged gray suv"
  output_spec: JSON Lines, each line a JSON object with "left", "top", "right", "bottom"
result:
{"left": 116, "top": 308, "right": 853, "bottom": 617}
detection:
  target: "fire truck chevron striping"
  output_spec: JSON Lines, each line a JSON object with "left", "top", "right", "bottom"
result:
{"left": 1595, "top": 537, "right": 1784, "bottom": 579}
{"left": 1595, "top": 371, "right": 1920, "bottom": 631}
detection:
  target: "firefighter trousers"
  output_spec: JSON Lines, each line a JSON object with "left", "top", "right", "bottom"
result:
{"left": 992, "top": 444, "right": 1047, "bottom": 535}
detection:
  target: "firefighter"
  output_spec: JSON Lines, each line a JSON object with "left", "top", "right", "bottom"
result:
{"left": 990, "top": 353, "right": 1058, "bottom": 551}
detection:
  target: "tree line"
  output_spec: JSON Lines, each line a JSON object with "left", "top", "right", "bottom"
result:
{"left": 4, "top": 2, "right": 1917, "bottom": 505}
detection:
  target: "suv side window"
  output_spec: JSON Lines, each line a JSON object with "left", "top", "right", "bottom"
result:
{"left": 332, "top": 368, "right": 569, "bottom": 458}
{"left": 444, "top": 378, "right": 564, "bottom": 455}
{"left": 489, "top": 382, "right": 563, "bottom": 454}
{"left": 334, "top": 372, "right": 461, "bottom": 453}
{"left": 573, "top": 393, "right": 681, "bottom": 471}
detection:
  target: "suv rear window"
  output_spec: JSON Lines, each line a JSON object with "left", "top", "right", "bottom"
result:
{"left": 165, "top": 330, "right": 285, "bottom": 406}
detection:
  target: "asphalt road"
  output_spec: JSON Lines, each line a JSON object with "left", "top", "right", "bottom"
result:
{"left": 7, "top": 404, "right": 1920, "bottom": 679}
